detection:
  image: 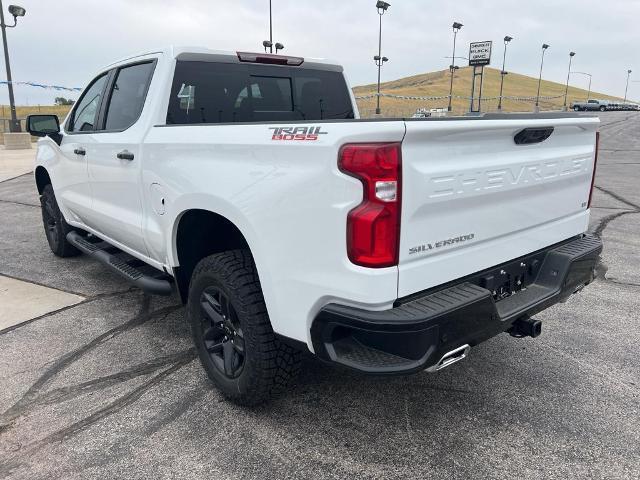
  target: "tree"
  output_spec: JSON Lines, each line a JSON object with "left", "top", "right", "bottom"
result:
{"left": 54, "top": 97, "right": 75, "bottom": 106}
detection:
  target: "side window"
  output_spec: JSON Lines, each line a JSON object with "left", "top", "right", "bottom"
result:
{"left": 103, "top": 62, "right": 155, "bottom": 131}
{"left": 68, "top": 73, "right": 109, "bottom": 132}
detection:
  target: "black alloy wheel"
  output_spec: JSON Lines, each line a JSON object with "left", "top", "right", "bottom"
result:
{"left": 40, "top": 184, "right": 81, "bottom": 257}
{"left": 42, "top": 191, "right": 61, "bottom": 251}
{"left": 188, "top": 250, "right": 301, "bottom": 405}
{"left": 199, "top": 287, "right": 245, "bottom": 379}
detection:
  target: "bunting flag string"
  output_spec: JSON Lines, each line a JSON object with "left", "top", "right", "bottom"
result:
{"left": 1, "top": 80, "right": 568, "bottom": 101}
{"left": 354, "top": 92, "right": 565, "bottom": 102}
{"left": 0, "top": 80, "right": 82, "bottom": 92}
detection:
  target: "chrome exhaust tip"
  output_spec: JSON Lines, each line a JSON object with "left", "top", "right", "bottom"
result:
{"left": 426, "top": 344, "right": 470, "bottom": 373}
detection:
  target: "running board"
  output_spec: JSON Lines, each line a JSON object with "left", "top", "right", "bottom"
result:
{"left": 66, "top": 231, "right": 173, "bottom": 296}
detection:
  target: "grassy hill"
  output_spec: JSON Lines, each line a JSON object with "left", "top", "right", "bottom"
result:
{"left": 353, "top": 67, "right": 626, "bottom": 117}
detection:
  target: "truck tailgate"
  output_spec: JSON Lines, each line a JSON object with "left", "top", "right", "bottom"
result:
{"left": 398, "top": 116, "right": 599, "bottom": 298}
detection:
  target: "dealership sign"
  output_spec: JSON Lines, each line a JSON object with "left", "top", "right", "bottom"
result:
{"left": 469, "top": 41, "right": 492, "bottom": 66}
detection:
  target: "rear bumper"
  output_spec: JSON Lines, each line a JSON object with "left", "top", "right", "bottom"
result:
{"left": 311, "top": 234, "right": 602, "bottom": 374}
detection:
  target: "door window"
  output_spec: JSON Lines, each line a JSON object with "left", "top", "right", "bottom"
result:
{"left": 68, "top": 73, "right": 109, "bottom": 132}
{"left": 103, "top": 62, "right": 155, "bottom": 131}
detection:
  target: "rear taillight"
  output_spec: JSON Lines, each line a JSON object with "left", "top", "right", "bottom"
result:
{"left": 339, "top": 143, "right": 401, "bottom": 268}
{"left": 587, "top": 131, "right": 599, "bottom": 208}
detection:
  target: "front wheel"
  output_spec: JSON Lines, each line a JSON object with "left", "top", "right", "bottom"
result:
{"left": 573, "top": 106, "right": 580, "bottom": 111}
{"left": 188, "top": 250, "right": 301, "bottom": 405}
{"left": 40, "top": 184, "right": 81, "bottom": 257}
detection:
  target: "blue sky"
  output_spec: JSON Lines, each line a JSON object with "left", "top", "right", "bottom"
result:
{"left": 2, "top": 0, "right": 639, "bottom": 105}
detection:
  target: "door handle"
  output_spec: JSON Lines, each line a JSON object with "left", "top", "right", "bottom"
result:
{"left": 117, "top": 150, "right": 134, "bottom": 161}
{"left": 73, "top": 148, "right": 86, "bottom": 155}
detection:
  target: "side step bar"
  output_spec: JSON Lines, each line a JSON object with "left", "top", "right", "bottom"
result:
{"left": 67, "top": 231, "right": 173, "bottom": 296}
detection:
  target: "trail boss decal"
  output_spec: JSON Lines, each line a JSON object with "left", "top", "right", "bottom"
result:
{"left": 409, "top": 233, "right": 475, "bottom": 255}
{"left": 269, "top": 126, "right": 328, "bottom": 141}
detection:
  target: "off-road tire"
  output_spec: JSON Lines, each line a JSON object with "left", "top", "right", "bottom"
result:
{"left": 188, "top": 250, "right": 301, "bottom": 405}
{"left": 40, "top": 184, "right": 81, "bottom": 258}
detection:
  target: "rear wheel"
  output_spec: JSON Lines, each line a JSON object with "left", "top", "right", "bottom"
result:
{"left": 599, "top": 105, "right": 606, "bottom": 112}
{"left": 573, "top": 106, "right": 580, "bottom": 111}
{"left": 188, "top": 250, "right": 300, "bottom": 405}
{"left": 40, "top": 184, "right": 81, "bottom": 257}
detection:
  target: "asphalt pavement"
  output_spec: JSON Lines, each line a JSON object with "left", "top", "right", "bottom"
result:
{"left": 0, "top": 112, "right": 638, "bottom": 480}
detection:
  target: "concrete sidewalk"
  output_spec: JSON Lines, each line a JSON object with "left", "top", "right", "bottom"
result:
{"left": 0, "top": 144, "right": 35, "bottom": 182}
{"left": 0, "top": 145, "right": 84, "bottom": 332}
{"left": 0, "top": 275, "right": 84, "bottom": 331}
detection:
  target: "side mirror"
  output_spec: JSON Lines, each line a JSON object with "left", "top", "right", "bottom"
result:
{"left": 27, "top": 114, "right": 62, "bottom": 144}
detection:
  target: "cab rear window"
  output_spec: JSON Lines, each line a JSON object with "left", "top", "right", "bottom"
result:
{"left": 166, "top": 61, "right": 354, "bottom": 124}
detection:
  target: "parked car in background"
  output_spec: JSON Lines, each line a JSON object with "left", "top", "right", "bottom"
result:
{"left": 572, "top": 99, "right": 608, "bottom": 111}
{"left": 572, "top": 99, "right": 639, "bottom": 112}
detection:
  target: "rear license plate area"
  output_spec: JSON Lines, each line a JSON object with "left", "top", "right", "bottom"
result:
{"left": 477, "top": 255, "right": 545, "bottom": 302}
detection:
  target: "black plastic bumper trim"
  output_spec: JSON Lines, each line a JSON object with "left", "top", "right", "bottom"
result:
{"left": 311, "top": 234, "right": 602, "bottom": 375}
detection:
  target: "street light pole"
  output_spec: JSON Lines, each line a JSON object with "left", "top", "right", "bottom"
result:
{"left": 268, "top": 0, "right": 273, "bottom": 53}
{"left": 447, "top": 22, "right": 463, "bottom": 112}
{"left": 535, "top": 43, "right": 549, "bottom": 112}
{"left": 563, "top": 51, "right": 576, "bottom": 111}
{"left": 0, "top": 1, "right": 26, "bottom": 132}
{"left": 374, "top": 1, "right": 390, "bottom": 115}
{"left": 497, "top": 36, "right": 513, "bottom": 111}
{"left": 624, "top": 69, "right": 632, "bottom": 104}
{"left": 262, "top": 2, "right": 284, "bottom": 55}
{"left": 571, "top": 71, "right": 592, "bottom": 101}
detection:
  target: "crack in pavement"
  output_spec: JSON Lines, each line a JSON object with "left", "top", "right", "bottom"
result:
{"left": 590, "top": 185, "right": 640, "bottom": 288}
{"left": 0, "top": 355, "right": 195, "bottom": 476}
{"left": 598, "top": 114, "right": 636, "bottom": 131}
{"left": 0, "top": 271, "right": 89, "bottom": 298}
{"left": 0, "top": 286, "right": 139, "bottom": 336}
{"left": 590, "top": 206, "right": 634, "bottom": 211}
{"left": 0, "top": 296, "right": 182, "bottom": 429}
{"left": 594, "top": 185, "right": 640, "bottom": 210}
{"left": 142, "top": 385, "right": 206, "bottom": 437}
{"left": 0, "top": 172, "right": 33, "bottom": 184}
{"left": 599, "top": 149, "right": 640, "bottom": 153}
{"left": 10, "top": 349, "right": 196, "bottom": 413}
{"left": 0, "top": 292, "right": 193, "bottom": 475}
{"left": 0, "top": 198, "right": 39, "bottom": 208}
{"left": 592, "top": 210, "right": 633, "bottom": 239}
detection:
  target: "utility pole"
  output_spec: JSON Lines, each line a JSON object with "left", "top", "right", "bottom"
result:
{"left": 374, "top": 1, "right": 390, "bottom": 115}
{"left": 624, "top": 69, "right": 632, "bottom": 104}
{"left": 497, "top": 36, "right": 513, "bottom": 111}
{"left": 0, "top": 1, "right": 26, "bottom": 132}
{"left": 447, "top": 22, "right": 463, "bottom": 112}
{"left": 269, "top": 0, "right": 273, "bottom": 53}
{"left": 535, "top": 43, "right": 549, "bottom": 112}
{"left": 563, "top": 51, "right": 576, "bottom": 111}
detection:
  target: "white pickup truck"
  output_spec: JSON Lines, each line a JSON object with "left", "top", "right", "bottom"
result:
{"left": 27, "top": 46, "right": 602, "bottom": 405}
